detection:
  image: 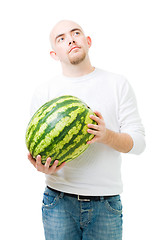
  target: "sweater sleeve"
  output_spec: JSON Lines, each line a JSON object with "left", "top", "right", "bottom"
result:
{"left": 118, "top": 79, "right": 146, "bottom": 155}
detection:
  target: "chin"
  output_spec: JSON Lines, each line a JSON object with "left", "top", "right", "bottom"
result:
{"left": 69, "top": 52, "right": 86, "bottom": 65}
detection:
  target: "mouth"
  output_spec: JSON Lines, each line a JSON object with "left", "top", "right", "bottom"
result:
{"left": 69, "top": 46, "right": 80, "bottom": 53}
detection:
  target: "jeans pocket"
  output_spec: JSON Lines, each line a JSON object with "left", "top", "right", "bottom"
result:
{"left": 105, "top": 196, "right": 123, "bottom": 215}
{"left": 42, "top": 188, "right": 61, "bottom": 208}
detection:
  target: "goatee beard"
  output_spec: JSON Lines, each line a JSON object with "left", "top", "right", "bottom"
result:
{"left": 69, "top": 52, "right": 86, "bottom": 65}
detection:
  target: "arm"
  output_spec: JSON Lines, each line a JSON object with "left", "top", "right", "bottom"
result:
{"left": 87, "top": 111, "right": 133, "bottom": 153}
{"left": 87, "top": 80, "right": 146, "bottom": 154}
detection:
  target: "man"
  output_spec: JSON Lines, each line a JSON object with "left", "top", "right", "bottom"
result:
{"left": 28, "top": 20, "right": 146, "bottom": 240}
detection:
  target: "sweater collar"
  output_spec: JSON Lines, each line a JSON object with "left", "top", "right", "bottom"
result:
{"left": 61, "top": 67, "right": 98, "bottom": 83}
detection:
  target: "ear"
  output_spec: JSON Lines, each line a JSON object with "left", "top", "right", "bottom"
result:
{"left": 86, "top": 36, "right": 92, "bottom": 48}
{"left": 50, "top": 51, "right": 59, "bottom": 61}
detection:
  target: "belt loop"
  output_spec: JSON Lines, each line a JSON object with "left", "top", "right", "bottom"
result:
{"left": 100, "top": 196, "right": 104, "bottom": 202}
{"left": 59, "top": 192, "right": 64, "bottom": 199}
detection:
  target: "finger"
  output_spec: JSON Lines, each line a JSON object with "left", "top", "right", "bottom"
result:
{"left": 36, "top": 155, "right": 43, "bottom": 170}
{"left": 87, "top": 128, "right": 100, "bottom": 135}
{"left": 28, "top": 152, "right": 34, "bottom": 161}
{"left": 36, "top": 155, "right": 42, "bottom": 165}
{"left": 49, "top": 159, "right": 59, "bottom": 170}
{"left": 54, "top": 161, "right": 66, "bottom": 172}
{"left": 47, "top": 160, "right": 60, "bottom": 174}
{"left": 45, "top": 157, "right": 52, "bottom": 168}
{"left": 28, "top": 152, "right": 36, "bottom": 167}
{"left": 94, "top": 110, "right": 104, "bottom": 120}
{"left": 90, "top": 114, "right": 102, "bottom": 124}
{"left": 27, "top": 152, "right": 32, "bottom": 159}
{"left": 87, "top": 123, "right": 99, "bottom": 130}
{"left": 87, "top": 136, "right": 98, "bottom": 144}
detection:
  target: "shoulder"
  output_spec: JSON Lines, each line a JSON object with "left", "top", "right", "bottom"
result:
{"left": 96, "top": 68, "right": 129, "bottom": 88}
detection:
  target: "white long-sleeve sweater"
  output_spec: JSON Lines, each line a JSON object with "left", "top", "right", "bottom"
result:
{"left": 30, "top": 68, "right": 146, "bottom": 196}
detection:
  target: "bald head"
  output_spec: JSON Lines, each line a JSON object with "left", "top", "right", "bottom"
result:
{"left": 50, "top": 20, "right": 85, "bottom": 49}
{"left": 49, "top": 19, "right": 92, "bottom": 67}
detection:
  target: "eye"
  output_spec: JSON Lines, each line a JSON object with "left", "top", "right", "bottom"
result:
{"left": 58, "top": 37, "right": 64, "bottom": 43}
{"left": 74, "top": 31, "right": 80, "bottom": 36}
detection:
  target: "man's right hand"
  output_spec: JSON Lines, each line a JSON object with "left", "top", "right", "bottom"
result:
{"left": 28, "top": 153, "right": 66, "bottom": 174}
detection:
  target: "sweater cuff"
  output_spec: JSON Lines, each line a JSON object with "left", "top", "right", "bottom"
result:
{"left": 127, "top": 132, "right": 146, "bottom": 155}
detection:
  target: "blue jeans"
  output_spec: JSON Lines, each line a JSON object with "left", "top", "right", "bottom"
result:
{"left": 42, "top": 187, "right": 123, "bottom": 240}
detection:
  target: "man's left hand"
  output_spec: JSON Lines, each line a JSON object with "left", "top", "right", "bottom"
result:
{"left": 87, "top": 111, "right": 107, "bottom": 144}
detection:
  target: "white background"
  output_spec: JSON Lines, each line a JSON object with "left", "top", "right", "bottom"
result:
{"left": 1, "top": 0, "right": 160, "bottom": 239}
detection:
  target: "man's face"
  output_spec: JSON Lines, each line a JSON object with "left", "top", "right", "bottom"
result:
{"left": 50, "top": 21, "right": 91, "bottom": 65}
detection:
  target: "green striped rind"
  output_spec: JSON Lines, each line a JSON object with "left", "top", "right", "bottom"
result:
{"left": 26, "top": 95, "right": 97, "bottom": 166}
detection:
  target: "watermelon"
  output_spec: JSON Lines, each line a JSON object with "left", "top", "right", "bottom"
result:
{"left": 26, "top": 95, "right": 97, "bottom": 166}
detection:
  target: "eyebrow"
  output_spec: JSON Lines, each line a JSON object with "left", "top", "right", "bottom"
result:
{"left": 55, "top": 28, "right": 82, "bottom": 42}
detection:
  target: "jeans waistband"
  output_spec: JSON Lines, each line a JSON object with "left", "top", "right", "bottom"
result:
{"left": 47, "top": 186, "right": 118, "bottom": 202}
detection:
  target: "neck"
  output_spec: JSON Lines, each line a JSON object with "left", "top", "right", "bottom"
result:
{"left": 61, "top": 56, "right": 95, "bottom": 78}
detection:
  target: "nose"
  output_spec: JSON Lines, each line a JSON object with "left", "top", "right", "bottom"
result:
{"left": 68, "top": 40, "right": 75, "bottom": 45}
